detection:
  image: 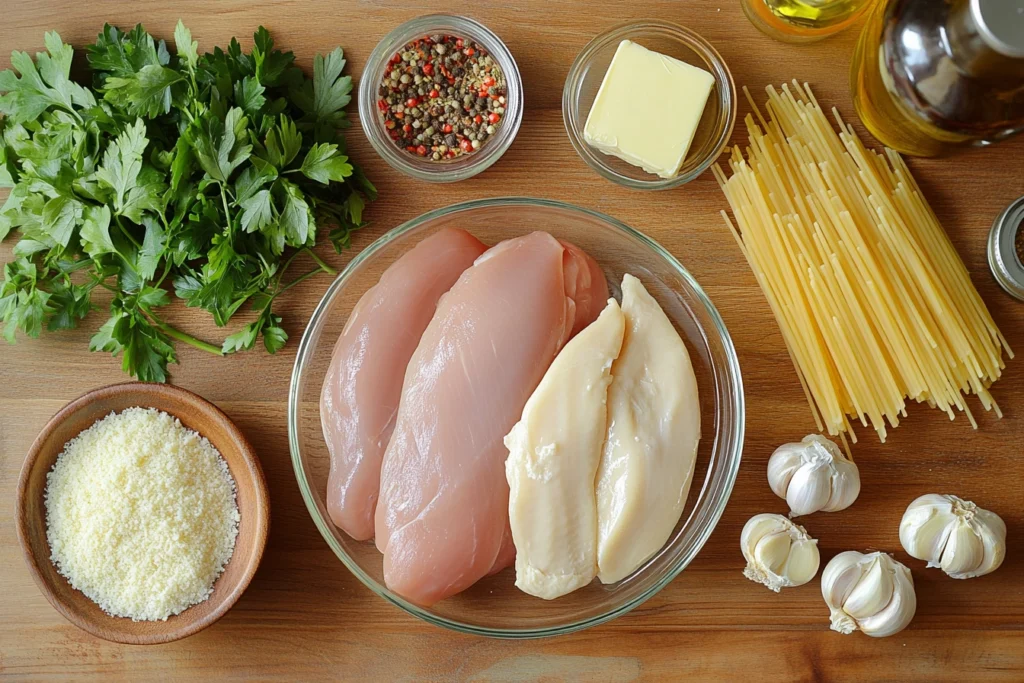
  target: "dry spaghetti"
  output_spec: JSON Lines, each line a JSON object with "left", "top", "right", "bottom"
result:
{"left": 714, "top": 81, "right": 1012, "bottom": 444}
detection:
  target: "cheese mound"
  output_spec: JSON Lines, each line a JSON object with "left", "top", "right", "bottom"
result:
{"left": 45, "top": 407, "right": 240, "bottom": 621}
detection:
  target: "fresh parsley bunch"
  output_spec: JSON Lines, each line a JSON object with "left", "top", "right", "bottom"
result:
{"left": 0, "top": 22, "right": 374, "bottom": 381}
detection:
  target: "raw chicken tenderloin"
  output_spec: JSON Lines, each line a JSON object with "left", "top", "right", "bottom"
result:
{"left": 320, "top": 228, "right": 487, "bottom": 541}
{"left": 505, "top": 299, "right": 625, "bottom": 599}
{"left": 375, "top": 232, "right": 608, "bottom": 605}
{"left": 596, "top": 274, "right": 701, "bottom": 584}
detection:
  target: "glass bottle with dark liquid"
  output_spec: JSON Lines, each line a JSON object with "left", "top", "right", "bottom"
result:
{"left": 851, "top": 0, "right": 1024, "bottom": 156}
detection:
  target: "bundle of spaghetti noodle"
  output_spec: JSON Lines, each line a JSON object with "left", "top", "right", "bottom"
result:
{"left": 714, "top": 81, "right": 1012, "bottom": 444}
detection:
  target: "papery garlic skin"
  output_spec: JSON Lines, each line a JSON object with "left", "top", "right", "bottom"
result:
{"left": 741, "top": 513, "right": 820, "bottom": 592}
{"left": 767, "top": 435, "right": 860, "bottom": 517}
{"left": 821, "top": 551, "right": 916, "bottom": 637}
{"left": 899, "top": 494, "right": 1007, "bottom": 579}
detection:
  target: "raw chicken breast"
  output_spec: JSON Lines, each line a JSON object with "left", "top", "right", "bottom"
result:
{"left": 559, "top": 240, "right": 608, "bottom": 337}
{"left": 376, "top": 232, "right": 608, "bottom": 605}
{"left": 320, "top": 228, "right": 487, "bottom": 541}
{"left": 505, "top": 299, "right": 624, "bottom": 599}
{"left": 596, "top": 274, "right": 701, "bottom": 584}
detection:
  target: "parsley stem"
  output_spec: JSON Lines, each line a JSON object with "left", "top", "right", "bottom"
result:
{"left": 220, "top": 184, "right": 233, "bottom": 230}
{"left": 277, "top": 266, "right": 323, "bottom": 295}
{"left": 114, "top": 215, "right": 142, "bottom": 249}
{"left": 306, "top": 249, "right": 337, "bottom": 275}
{"left": 146, "top": 313, "right": 223, "bottom": 356}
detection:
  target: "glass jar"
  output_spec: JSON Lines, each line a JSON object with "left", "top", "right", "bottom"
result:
{"left": 742, "top": 0, "right": 877, "bottom": 43}
{"left": 851, "top": 0, "right": 1024, "bottom": 157}
{"left": 358, "top": 15, "right": 524, "bottom": 183}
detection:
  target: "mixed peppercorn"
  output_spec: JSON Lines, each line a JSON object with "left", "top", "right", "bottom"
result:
{"left": 378, "top": 34, "right": 508, "bottom": 161}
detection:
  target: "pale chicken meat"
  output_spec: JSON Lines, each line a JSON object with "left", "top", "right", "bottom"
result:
{"left": 375, "top": 232, "right": 608, "bottom": 606}
{"left": 596, "top": 274, "right": 701, "bottom": 584}
{"left": 320, "top": 228, "right": 487, "bottom": 541}
{"left": 505, "top": 299, "right": 625, "bottom": 599}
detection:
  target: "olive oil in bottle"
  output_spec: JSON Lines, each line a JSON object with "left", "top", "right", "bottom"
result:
{"left": 851, "top": 0, "right": 1024, "bottom": 157}
{"left": 742, "top": 0, "right": 877, "bottom": 42}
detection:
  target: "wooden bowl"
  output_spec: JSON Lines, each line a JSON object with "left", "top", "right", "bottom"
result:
{"left": 16, "top": 382, "right": 270, "bottom": 644}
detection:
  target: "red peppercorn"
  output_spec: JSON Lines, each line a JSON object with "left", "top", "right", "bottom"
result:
{"left": 390, "top": 53, "right": 401, "bottom": 64}
{"left": 473, "top": 114, "right": 483, "bottom": 124}
{"left": 395, "top": 111, "right": 405, "bottom": 119}
{"left": 429, "top": 89, "right": 440, "bottom": 98}
{"left": 377, "top": 98, "right": 387, "bottom": 111}
{"left": 479, "top": 87, "right": 489, "bottom": 97}
{"left": 406, "top": 145, "right": 417, "bottom": 152}
{"left": 466, "top": 48, "right": 475, "bottom": 56}
{"left": 483, "top": 76, "right": 495, "bottom": 87}
{"left": 402, "top": 124, "right": 412, "bottom": 133}
{"left": 416, "top": 145, "right": 428, "bottom": 156}
{"left": 443, "top": 124, "right": 453, "bottom": 133}
{"left": 422, "top": 63, "right": 434, "bottom": 76}
{"left": 460, "top": 139, "right": 473, "bottom": 153}
{"left": 405, "top": 97, "right": 418, "bottom": 108}
{"left": 488, "top": 112, "right": 500, "bottom": 124}
{"left": 455, "top": 38, "right": 464, "bottom": 49}
{"left": 385, "top": 119, "right": 396, "bottom": 129}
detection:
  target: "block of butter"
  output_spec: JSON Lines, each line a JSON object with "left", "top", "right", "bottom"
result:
{"left": 583, "top": 40, "right": 715, "bottom": 179}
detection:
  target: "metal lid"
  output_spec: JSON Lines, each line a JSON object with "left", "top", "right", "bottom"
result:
{"left": 988, "top": 194, "right": 1024, "bottom": 301}
{"left": 972, "top": 0, "right": 1024, "bottom": 59}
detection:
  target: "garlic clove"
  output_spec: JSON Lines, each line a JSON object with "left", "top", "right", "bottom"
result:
{"left": 821, "top": 550, "right": 867, "bottom": 608}
{"left": 940, "top": 522, "right": 983, "bottom": 577}
{"left": 903, "top": 510, "right": 955, "bottom": 565}
{"left": 784, "top": 538, "right": 821, "bottom": 587}
{"left": 785, "top": 464, "right": 832, "bottom": 517}
{"left": 899, "top": 494, "right": 1007, "bottom": 579}
{"left": 842, "top": 556, "right": 893, "bottom": 621}
{"left": 972, "top": 509, "right": 1008, "bottom": 578}
{"left": 741, "top": 513, "right": 820, "bottom": 592}
{"left": 823, "top": 459, "right": 861, "bottom": 512}
{"left": 754, "top": 530, "right": 793, "bottom": 577}
{"left": 740, "top": 513, "right": 787, "bottom": 566}
{"left": 766, "top": 447, "right": 802, "bottom": 500}
{"left": 855, "top": 561, "right": 916, "bottom": 638}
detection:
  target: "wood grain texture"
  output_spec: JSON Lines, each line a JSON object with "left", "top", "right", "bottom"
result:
{"left": 1, "top": 0, "right": 1023, "bottom": 680}
{"left": 16, "top": 383, "right": 270, "bottom": 645}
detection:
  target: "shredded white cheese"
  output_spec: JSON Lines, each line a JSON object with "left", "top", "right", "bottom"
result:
{"left": 45, "top": 407, "right": 240, "bottom": 621}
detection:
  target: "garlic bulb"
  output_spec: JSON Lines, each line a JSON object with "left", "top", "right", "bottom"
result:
{"left": 821, "top": 551, "right": 916, "bottom": 637}
{"left": 767, "top": 434, "right": 860, "bottom": 517}
{"left": 899, "top": 494, "right": 1006, "bottom": 579}
{"left": 741, "top": 513, "right": 820, "bottom": 592}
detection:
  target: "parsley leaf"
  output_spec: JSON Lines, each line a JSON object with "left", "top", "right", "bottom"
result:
{"left": 291, "top": 47, "right": 351, "bottom": 128}
{"left": 96, "top": 118, "right": 149, "bottom": 214}
{"left": 188, "top": 107, "right": 252, "bottom": 183}
{"left": 0, "top": 32, "right": 94, "bottom": 123}
{"left": 300, "top": 142, "right": 352, "bottom": 184}
{"left": 173, "top": 20, "right": 199, "bottom": 73}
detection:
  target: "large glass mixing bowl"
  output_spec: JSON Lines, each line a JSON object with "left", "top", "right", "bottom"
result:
{"left": 288, "top": 198, "right": 744, "bottom": 638}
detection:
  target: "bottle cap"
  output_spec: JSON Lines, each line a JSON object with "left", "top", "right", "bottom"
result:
{"left": 987, "top": 194, "right": 1024, "bottom": 302}
{"left": 973, "top": 0, "right": 1024, "bottom": 59}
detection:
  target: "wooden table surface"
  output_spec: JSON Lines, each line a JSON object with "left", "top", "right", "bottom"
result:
{"left": 2, "top": 1, "right": 1023, "bottom": 680}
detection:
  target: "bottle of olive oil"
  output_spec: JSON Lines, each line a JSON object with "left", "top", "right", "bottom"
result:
{"left": 851, "top": 0, "right": 1024, "bottom": 156}
{"left": 742, "top": 0, "right": 877, "bottom": 42}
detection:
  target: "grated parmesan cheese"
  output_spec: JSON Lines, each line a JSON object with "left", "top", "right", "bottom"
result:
{"left": 44, "top": 407, "right": 240, "bottom": 621}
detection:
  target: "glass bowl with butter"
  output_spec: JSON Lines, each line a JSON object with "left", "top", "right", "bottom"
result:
{"left": 563, "top": 21, "right": 736, "bottom": 190}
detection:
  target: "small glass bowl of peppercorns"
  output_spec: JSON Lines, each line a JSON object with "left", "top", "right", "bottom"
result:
{"left": 359, "top": 15, "right": 523, "bottom": 183}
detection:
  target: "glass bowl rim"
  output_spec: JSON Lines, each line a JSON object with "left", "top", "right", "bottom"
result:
{"left": 288, "top": 196, "right": 745, "bottom": 638}
{"left": 562, "top": 19, "right": 737, "bottom": 191}
{"left": 357, "top": 14, "right": 524, "bottom": 184}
